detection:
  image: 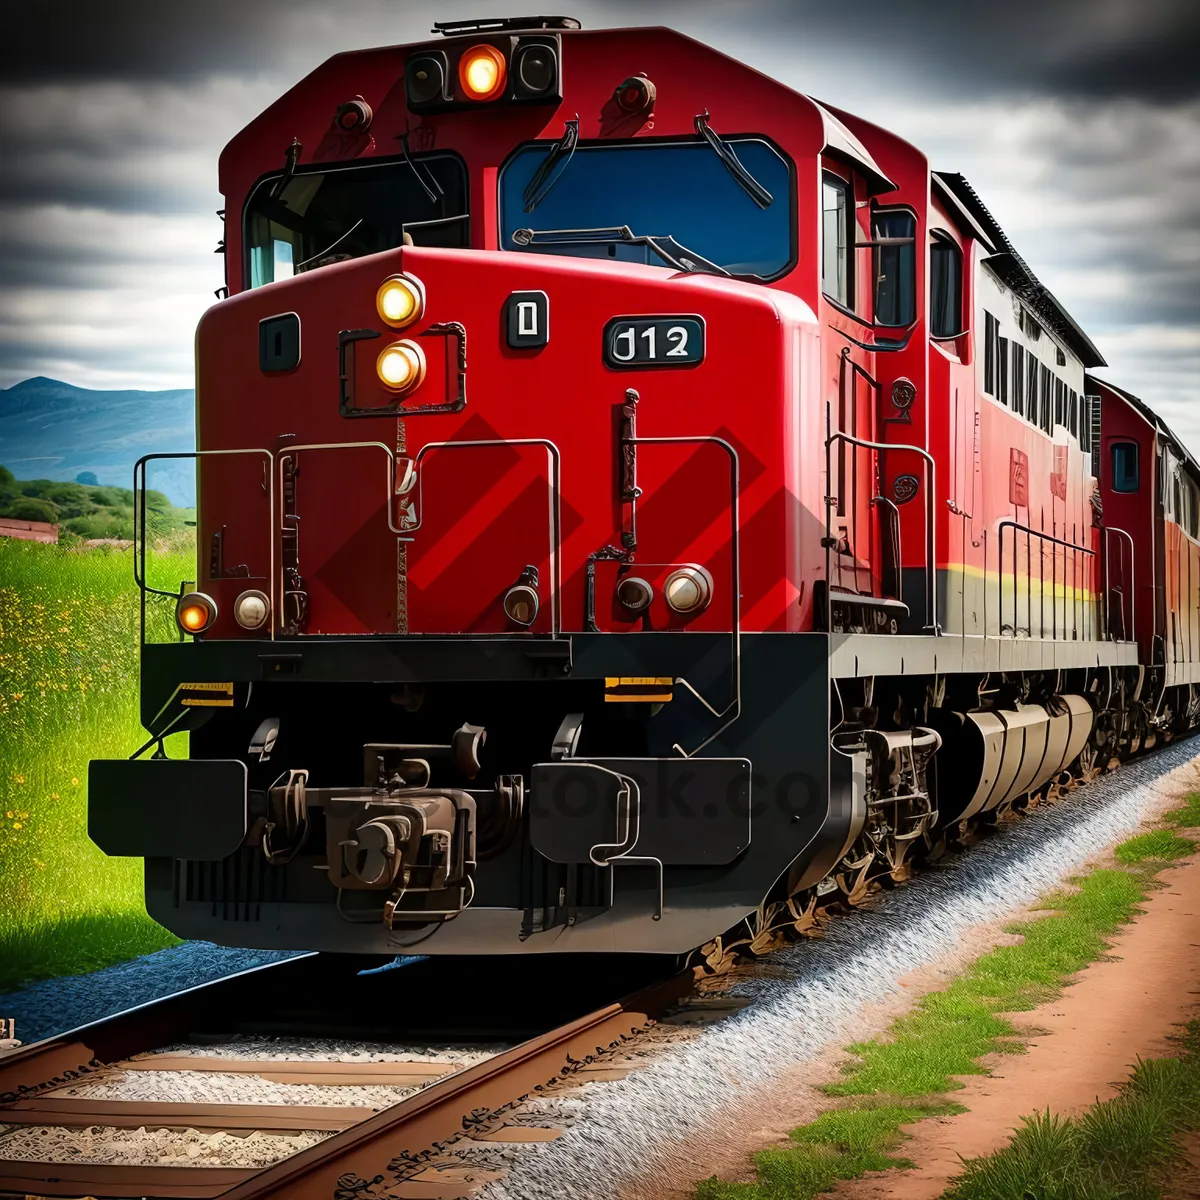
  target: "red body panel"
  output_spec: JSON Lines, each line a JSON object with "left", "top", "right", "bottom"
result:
{"left": 196, "top": 249, "right": 823, "bottom": 637}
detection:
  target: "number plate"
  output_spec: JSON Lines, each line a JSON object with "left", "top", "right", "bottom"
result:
{"left": 603, "top": 316, "right": 705, "bottom": 368}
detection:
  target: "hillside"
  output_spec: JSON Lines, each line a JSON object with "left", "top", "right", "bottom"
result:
{"left": 0, "top": 377, "right": 196, "bottom": 506}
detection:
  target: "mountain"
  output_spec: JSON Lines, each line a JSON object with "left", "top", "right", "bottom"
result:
{"left": 0, "top": 377, "right": 196, "bottom": 506}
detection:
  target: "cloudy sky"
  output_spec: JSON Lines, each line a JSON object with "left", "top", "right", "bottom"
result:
{"left": 2, "top": 0, "right": 1197, "bottom": 447}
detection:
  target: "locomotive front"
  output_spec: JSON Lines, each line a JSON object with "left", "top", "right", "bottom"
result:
{"left": 87, "top": 19, "right": 851, "bottom": 955}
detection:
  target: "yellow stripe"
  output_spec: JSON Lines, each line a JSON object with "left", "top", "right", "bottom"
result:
{"left": 604, "top": 677, "right": 674, "bottom": 687}
{"left": 181, "top": 697, "right": 235, "bottom": 707}
{"left": 181, "top": 682, "right": 234, "bottom": 693}
{"left": 604, "top": 693, "right": 674, "bottom": 703}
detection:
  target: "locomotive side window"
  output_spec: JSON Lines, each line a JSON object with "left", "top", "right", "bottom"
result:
{"left": 499, "top": 138, "right": 794, "bottom": 278}
{"left": 1111, "top": 441, "right": 1139, "bottom": 493}
{"left": 1026, "top": 353, "right": 1039, "bottom": 428}
{"left": 984, "top": 311, "right": 998, "bottom": 396}
{"left": 929, "top": 232, "right": 962, "bottom": 338}
{"left": 821, "top": 173, "right": 852, "bottom": 307}
{"left": 872, "top": 210, "right": 915, "bottom": 326}
{"left": 244, "top": 154, "right": 469, "bottom": 289}
{"left": 1039, "top": 364, "right": 1052, "bottom": 433}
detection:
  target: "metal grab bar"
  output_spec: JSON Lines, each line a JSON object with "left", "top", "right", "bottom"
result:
{"left": 400, "top": 438, "right": 563, "bottom": 637}
{"left": 825, "top": 432, "right": 938, "bottom": 634}
{"left": 1103, "top": 525, "right": 1136, "bottom": 642}
{"left": 871, "top": 494, "right": 903, "bottom": 612}
{"left": 133, "top": 449, "right": 275, "bottom": 645}
{"left": 996, "top": 519, "right": 1096, "bottom": 642}
{"left": 623, "top": 435, "right": 740, "bottom": 759}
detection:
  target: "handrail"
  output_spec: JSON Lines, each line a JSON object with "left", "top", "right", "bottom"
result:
{"left": 996, "top": 519, "right": 1095, "bottom": 642}
{"left": 133, "top": 449, "right": 275, "bottom": 645}
{"left": 627, "top": 435, "right": 740, "bottom": 758}
{"left": 871, "top": 494, "right": 903, "bottom": 612}
{"left": 825, "top": 431, "right": 938, "bottom": 634}
{"left": 401, "top": 438, "right": 563, "bottom": 637}
{"left": 1103, "top": 525, "right": 1136, "bottom": 642}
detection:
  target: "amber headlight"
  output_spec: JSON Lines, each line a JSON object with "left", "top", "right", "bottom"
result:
{"left": 176, "top": 592, "right": 217, "bottom": 635}
{"left": 233, "top": 589, "right": 271, "bottom": 631}
{"left": 376, "top": 339, "right": 427, "bottom": 394}
{"left": 376, "top": 274, "right": 425, "bottom": 328}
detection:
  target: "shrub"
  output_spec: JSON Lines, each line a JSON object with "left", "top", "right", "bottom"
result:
{"left": 7, "top": 497, "right": 60, "bottom": 523}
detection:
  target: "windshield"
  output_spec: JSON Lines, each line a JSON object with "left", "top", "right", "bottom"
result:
{"left": 499, "top": 138, "right": 794, "bottom": 278}
{"left": 244, "top": 154, "right": 469, "bottom": 288}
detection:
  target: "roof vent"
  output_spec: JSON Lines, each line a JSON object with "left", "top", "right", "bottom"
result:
{"left": 432, "top": 15, "right": 581, "bottom": 35}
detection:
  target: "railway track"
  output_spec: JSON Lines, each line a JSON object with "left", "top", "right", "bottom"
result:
{"left": 0, "top": 954, "right": 693, "bottom": 1200}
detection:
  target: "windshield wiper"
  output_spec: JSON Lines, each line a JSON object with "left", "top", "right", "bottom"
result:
{"left": 522, "top": 116, "right": 579, "bottom": 213}
{"left": 511, "top": 225, "right": 731, "bottom": 276}
{"left": 400, "top": 129, "right": 443, "bottom": 203}
{"left": 295, "top": 218, "right": 365, "bottom": 271}
{"left": 694, "top": 110, "right": 773, "bottom": 210}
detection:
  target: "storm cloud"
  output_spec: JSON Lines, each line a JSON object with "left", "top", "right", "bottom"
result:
{"left": 1, "top": 0, "right": 1197, "bottom": 441}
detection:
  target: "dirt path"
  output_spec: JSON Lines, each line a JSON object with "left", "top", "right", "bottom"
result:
{"left": 833, "top": 848, "right": 1200, "bottom": 1199}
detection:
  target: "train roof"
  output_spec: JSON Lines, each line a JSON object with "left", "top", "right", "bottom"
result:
{"left": 1089, "top": 375, "right": 1200, "bottom": 485}
{"left": 934, "top": 172, "right": 1106, "bottom": 370}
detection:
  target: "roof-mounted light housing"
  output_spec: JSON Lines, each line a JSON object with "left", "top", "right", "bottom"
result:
{"left": 405, "top": 34, "right": 564, "bottom": 113}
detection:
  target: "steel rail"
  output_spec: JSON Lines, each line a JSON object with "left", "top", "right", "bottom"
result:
{"left": 0, "top": 967, "right": 690, "bottom": 1200}
{"left": 0, "top": 956, "right": 318, "bottom": 1106}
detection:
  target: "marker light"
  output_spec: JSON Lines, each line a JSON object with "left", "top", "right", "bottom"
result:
{"left": 664, "top": 565, "right": 713, "bottom": 615}
{"left": 616, "top": 576, "right": 654, "bottom": 614}
{"left": 233, "top": 589, "right": 271, "bottom": 631}
{"left": 503, "top": 584, "right": 539, "bottom": 626}
{"left": 176, "top": 592, "right": 217, "bottom": 635}
{"left": 459, "top": 44, "right": 507, "bottom": 101}
{"left": 376, "top": 340, "right": 427, "bottom": 394}
{"left": 376, "top": 274, "right": 424, "bottom": 328}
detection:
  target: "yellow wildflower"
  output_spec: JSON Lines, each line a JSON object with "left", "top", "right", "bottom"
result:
{"left": 71, "top": 777, "right": 79, "bottom": 786}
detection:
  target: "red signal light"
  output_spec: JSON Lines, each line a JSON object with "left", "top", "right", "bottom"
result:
{"left": 459, "top": 45, "right": 507, "bottom": 101}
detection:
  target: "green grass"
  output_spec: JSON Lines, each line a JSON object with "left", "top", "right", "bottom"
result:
{"left": 698, "top": 798, "right": 1200, "bottom": 1200}
{"left": 0, "top": 537, "right": 194, "bottom": 992}
{"left": 945, "top": 1027, "right": 1200, "bottom": 1199}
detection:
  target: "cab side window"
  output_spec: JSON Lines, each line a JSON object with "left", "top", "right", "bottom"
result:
{"left": 822, "top": 173, "right": 852, "bottom": 308}
{"left": 929, "top": 232, "right": 963, "bottom": 338}
{"left": 872, "top": 210, "right": 915, "bottom": 326}
{"left": 1111, "top": 441, "right": 1139, "bottom": 493}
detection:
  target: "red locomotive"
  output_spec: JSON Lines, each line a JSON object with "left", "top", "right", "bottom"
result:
{"left": 88, "top": 17, "right": 1197, "bottom": 957}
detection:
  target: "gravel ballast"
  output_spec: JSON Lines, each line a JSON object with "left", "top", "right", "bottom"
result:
{"left": 483, "top": 741, "right": 1200, "bottom": 1200}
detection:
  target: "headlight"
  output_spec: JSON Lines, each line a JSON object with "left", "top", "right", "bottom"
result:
{"left": 376, "top": 274, "right": 425, "bottom": 328}
{"left": 376, "top": 339, "right": 427, "bottom": 394}
{"left": 233, "top": 589, "right": 271, "bottom": 631}
{"left": 459, "top": 44, "right": 507, "bottom": 101}
{"left": 664, "top": 566, "right": 713, "bottom": 615}
{"left": 176, "top": 592, "right": 217, "bottom": 634}
{"left": 503, "top": 584, "right": 539, "bottom": 626}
